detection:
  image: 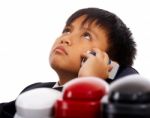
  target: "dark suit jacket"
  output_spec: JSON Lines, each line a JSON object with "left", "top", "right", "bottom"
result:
{"left": 0, "top": 66, "right": 138, "bottom": 118}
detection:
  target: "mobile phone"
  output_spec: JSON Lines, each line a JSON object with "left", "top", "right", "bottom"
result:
{"left": 81, "top": 51, "right": 120, "bottom": 79}
{"left": 108, "top": 61, "right": 119, "bottom": 79}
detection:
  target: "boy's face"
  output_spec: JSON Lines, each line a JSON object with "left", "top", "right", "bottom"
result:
{"left": 49, "top": 16, "right": 108, "bottom": 76}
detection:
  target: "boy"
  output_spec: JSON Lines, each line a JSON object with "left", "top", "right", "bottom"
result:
{"left": 0, "top": 7, "right": 138, "bottom": 118}
{"left": 49, "top": 7, "right": 137, "bottom": 85}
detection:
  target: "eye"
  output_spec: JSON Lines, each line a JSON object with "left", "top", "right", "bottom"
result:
{"left": 82, "top": 32, "right": 92, "bottom": 40}
{"left": 62, "top": 27, "right": 71, "bottom": 35}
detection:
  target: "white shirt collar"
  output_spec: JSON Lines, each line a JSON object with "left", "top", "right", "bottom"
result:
{"left": 52, "top": 82, "right": 62, "bottom": 88}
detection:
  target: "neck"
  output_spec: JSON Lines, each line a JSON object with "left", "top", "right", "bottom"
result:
{"left": 56, "top": 71, "right": 78, "bottom": 86}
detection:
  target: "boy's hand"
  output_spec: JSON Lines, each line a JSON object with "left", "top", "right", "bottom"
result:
{"left": 78, "top": 48, "right": 112, "bottom": 79}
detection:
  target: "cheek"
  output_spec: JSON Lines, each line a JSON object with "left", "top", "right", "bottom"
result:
{"left": 64, "top": 48, "right": 84, "bottom": 72}
{"left": 79, "top": 45, "right": 93, "bottom": 53}
{"left": 69, "top": 51, "right": 81, "bottom": 67}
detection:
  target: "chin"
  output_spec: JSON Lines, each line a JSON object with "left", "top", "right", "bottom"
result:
{"left": 50, "top": 58, "right": 65, "bottom": 71}
{"left": 50, "top": 59, "right": 60, "bottom": 70}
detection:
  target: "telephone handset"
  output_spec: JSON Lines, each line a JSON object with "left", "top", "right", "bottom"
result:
{"left": 81, "top": 51, "right": 120, "bottom": 79}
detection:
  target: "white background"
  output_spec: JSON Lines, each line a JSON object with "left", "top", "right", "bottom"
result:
{"left": 0, "top": 0, "right": 150, "bottom": 102}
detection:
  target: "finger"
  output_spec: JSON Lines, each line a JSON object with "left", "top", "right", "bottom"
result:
{"left": 92, "top": 48, "right": 110, "bottom": 65}
{"left": 103, "top": 52, "right": 110, "bottom": 65}
{"left": 81, "top": 51, "right": 95, "bottom": 64}
{"left": 91, "top": 48, "right": 104, "bottom": 58}
{"left": 108, "top": 64, "right": 113, "bottom": 72}
{"left": 84, "top": 50, "right": 96, "bottom": 58}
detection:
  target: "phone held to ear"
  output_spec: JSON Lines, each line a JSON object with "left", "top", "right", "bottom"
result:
{"left": 81, "top": 51, "right": 120, "bottom": 80}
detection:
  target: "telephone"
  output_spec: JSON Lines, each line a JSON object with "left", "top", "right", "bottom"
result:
{"left": 81, "top": 51, "right": 120, "bottom": 79}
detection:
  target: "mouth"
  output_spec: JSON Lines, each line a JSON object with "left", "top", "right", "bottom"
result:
{"left": 54, "top": 46, "right": 68, "bottom": 55}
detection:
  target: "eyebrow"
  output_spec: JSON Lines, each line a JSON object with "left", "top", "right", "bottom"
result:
{"left": 65, "top": 24, "right": 73, "bottom": 29}
{"left": 66, "top": 22, "right": 98, "bottom": 38}
{"left": 81, "top": 25, "right": 99, "bottom": 38}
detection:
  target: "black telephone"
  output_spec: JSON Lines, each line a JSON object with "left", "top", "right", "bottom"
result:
{"left": 81, "top": 51, "right": 119, "bottom": 79}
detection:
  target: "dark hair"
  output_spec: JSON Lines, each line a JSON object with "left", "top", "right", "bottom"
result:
{"left": 66, "top": 8, "right": 137, "bottom": 67}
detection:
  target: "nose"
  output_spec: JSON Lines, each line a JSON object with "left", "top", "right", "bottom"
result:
{"left": 60, "top": 37, "right": 71, "bottom": 46}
